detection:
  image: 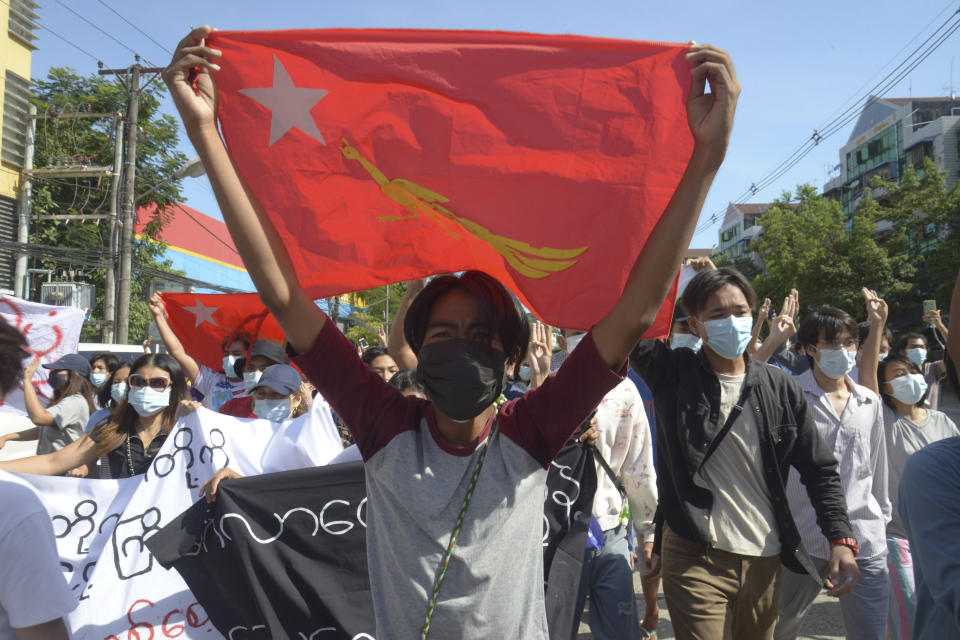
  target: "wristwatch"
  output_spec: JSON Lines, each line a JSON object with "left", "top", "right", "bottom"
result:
{"left": 830, "top": 537, "right": 859, "bottom": 557}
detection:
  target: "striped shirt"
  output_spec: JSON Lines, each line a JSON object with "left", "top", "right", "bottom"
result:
{"left": 784, "top": 369, "right": 891, "bottom": 560}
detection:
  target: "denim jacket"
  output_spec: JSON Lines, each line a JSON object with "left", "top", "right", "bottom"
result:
{"left": 630, "top": 339, "right": 854, "bottom": 579}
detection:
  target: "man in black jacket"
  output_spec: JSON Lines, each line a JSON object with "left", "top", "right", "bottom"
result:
{"left": 630, "top": 267, "right": 859, "bottom": 640}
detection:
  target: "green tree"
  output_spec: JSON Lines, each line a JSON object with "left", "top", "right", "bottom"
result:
{"left": 868, "top": 158, "right": 960, "bottom": 314}
{"left": 712, "top": 253, "right": 761, "bottom": 281}
{"left": 752, "top": 184, "right": 909, "bottom": 314}
{"left": 343, "top": 282, "right": 410, "bottom": 347}
{"left": 28, "top": 67, "right": 187, "bottom": 342}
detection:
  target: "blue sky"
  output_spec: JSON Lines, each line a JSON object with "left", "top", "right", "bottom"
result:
{"left": 30, "top": 0, "right": 960, "bottom": 250}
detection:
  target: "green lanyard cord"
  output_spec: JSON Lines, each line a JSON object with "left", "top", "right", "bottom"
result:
{"left": 420, "top": 399, "right": 504, "bottom": 639}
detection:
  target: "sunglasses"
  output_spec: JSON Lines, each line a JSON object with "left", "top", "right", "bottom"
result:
{"left": 128, "top": 375, "right": 173, "bottom": 391}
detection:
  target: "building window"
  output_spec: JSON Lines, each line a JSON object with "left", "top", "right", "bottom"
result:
{"left": 7, "top": 0, "right": 40, "bottom": 50}
{"left": 2, "top": 71, "right": 32, "bottom": 168}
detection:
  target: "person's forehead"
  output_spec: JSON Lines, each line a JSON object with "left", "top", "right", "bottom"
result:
{"left": 906, "top": 337, "right": 926, "bottom": 346}
{"left": 819, "top": 327, "right": 854, "bottom": 342}
{"left": 370, "top": 354, "right": 397, "bottom": 368}
{"left": 135, "top": 365, "right": 169, "bottom": 378}
{"left": 885, "top": 361, "right": 912, "bottom": 376}
{"left": 227, "top": 341, "right": 246, "bottom": 352}
{"left": 250, "top": 355, "right": 273, "bottom": 367}
{"left": 427, "top": 289, "right": 485, "bottom": 327}
{"left": 703, "top": 284, "right": 749, "bottom": 310}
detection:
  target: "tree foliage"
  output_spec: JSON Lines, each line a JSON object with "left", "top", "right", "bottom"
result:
{"left": 752, "top": 184, "right": 911, "bottom": 315}
{"left": 28, "top": 67, "right": 187, "bottom": 342}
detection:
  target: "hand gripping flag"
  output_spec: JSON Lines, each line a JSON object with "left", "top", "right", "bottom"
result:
{"left": 208, "top": 29, "right": 693, "bottom": 336}
{"left": 158, "top": 292, "right": 286, "bottom": 370}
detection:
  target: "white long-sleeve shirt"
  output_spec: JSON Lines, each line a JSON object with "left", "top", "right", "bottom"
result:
{"left": 591, "top": 378, "right": 658, "bottom": 542}
{"left": 785, "top": 369, "right": 891, "bottom": 560}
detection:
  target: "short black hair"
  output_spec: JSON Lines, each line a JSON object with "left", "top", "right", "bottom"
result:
{"left": 857, "top": 321, "right": 893, "bottom": 348}
{"left": 797, "top": 306, "right": 858, "bottom": 366}
{"left": 89, "top": 352, "right": 122, "bottom": 374}
{"left": 878, "top": 354, "right": 929, "bottom": 410}
{"left": 680, "top": 268, "right": 757, "bottom": 317}
{"left": 388, "top": 369, "right": 424, "bottom": 395}
{"left": 404, "top": 271, "right": 530, "bottom": 365}
{"left": 361, "top": 346, "right": 392, "bottom": 365}
{"left": 897, "top": 333, "right": 927, "bottom": 352}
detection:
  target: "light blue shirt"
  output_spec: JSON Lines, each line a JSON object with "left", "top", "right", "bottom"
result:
{"left": 899, "top": 436, "right": 960, "bottom": 639}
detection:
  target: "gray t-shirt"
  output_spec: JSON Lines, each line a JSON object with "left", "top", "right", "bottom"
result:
{"left": 884, "top": 406, "right": 959, "bottom": 538}
{"left": 37, "top": 394, "right": 89, "bottom": 455}
{"left": 699, "top": 373, "right": 780, "bottom": 556}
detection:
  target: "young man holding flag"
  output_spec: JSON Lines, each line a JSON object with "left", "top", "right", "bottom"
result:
{"left": 165, "top": 26, "right": 739, "bottom": 639}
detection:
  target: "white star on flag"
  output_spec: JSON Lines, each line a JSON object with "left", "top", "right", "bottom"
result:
{"left": 239, "top": 56, "right": 330, "bottom": 146}
{"left": 184, "top": 299, "right": 219, "bottom": 328}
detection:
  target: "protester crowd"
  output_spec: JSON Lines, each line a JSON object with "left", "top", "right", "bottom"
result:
{"left": 0, "top": 31, "right": 959, "bottom": 640}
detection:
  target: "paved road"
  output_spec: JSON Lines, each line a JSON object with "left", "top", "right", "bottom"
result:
{"left": 577, "top": 572, "right": 845, "bottom": 639}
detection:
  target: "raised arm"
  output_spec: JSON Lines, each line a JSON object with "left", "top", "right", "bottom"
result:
{"left": 163, "top": 27, "right": 325, "bottom": 354}
{"left": 20, "top": 359, "right": 54, "bottom": 426}
{"left": 755, "top": 289, "right": 798, "bottom": 364}
{"left": 387, "top": 278, "right": 425, "bottom": 370}
{"left": 148, "top": 293, "right": 200, "bottom": 382}
{"left": 748, "top": 298, "right": 771, "bottom": 355}
{"left": 858, "top": 288, "right": 888, "bottom": 395}
{"left": 0, "top": 435, "right": 100, "bottom": 476}
{"left": 591, "top": 45, "right": 740, "bottom": 369}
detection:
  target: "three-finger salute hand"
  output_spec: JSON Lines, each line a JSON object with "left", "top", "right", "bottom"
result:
{"left": 685, "top": 44, "right": 741, "bottom": 162}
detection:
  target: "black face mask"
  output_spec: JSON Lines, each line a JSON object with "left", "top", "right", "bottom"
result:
{"left": 48, "top": 372, "right": 69, "bottom": 390}
{"left": 416, "top": 339, "right": 506, "bottom": 422}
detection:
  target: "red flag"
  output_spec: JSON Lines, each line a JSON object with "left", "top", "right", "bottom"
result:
{"left": 159, "top": 293, "right": 286, "bottom": 370}
{"left": 209, "top": 29, "right": 693, "bottom": 336}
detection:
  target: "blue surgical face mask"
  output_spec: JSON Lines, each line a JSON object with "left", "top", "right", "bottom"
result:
{"left": 670, "top": 333, "right": 702, "bottom": 353}
{"left": 110, "top": 382, "right": 128, "bottom": 404}
{"left": 700, "top": 316, "right": 754, "bottom": 360}
{"left": 816, "top": 348, "right": 857, "bottom": 380}
{"left": 889, "top": 373, "right": 928, "bottom": 405}
{"left": 517, "top": 365, "right": 531, "bottom": 382}
{"left": 243, "top": 371, "right": 263, "bottom": 393}
{"left": 253, "top": 397, "right": 292, "bottom": 422}
{"left": 127, "top": 387, "right": 171, "bottom": 417}
{"left": 223, "top": 354, "right": 240, "bottom": 376}
{"left": 90, "top": 372, "right": 108, "bottom": 387}
{"left": 906, "top": 347, "right": 927, "bottom": 366}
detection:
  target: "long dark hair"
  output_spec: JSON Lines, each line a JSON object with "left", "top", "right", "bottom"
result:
{"left": 95, "top": 362, "right": 132, "bottom": 410}
{"left": 89, "top": 352, "right": 122, "bottom": 376}
{"left": 50, "top": 370, "right": 95, "bottom": 414}
{"left": 90, "top": 353, "right": 189, "bottom": 455}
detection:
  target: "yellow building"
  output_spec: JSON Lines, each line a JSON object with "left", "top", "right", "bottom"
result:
{"left": 0, "top": 0, "right": 38, "bottom": 292}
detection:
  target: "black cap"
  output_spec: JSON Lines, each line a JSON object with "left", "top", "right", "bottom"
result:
{"left": 42, "top": 353, "right": 92, "bottom": 376}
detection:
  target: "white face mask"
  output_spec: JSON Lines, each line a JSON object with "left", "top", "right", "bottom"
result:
{"left": 564, "top": 333, "right": 586, "bottom": 355}
{"left": 815, "top": 348, "right": 857, "bottom": 380}
{"left": 889, "top": 373, "right": 928, "bottom": 406}
{"left": 517, "top": 365, "right": 531, "bottom": 382}
{"left": 243, "top": 371, "right": 263, "bottom": 393}
{"left": 670, "top": 333, "right": 702, "bottom": 353}
{"left": 223, "top": 354, "right": 240, "bottom": 376}
{"left": 110, "top": 382, "right": 128, "bottom": 404}
{"left": 253, "top": 397, "right": 292, "bottom": 422}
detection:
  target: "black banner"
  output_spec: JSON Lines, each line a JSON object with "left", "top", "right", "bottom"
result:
{"left": 150, "top": 444, "right": 596, "bottom": 640}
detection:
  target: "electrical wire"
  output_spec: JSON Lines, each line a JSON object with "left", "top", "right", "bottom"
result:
{"left": 695, "top": 8, "right": 960, "bottom": 238}
{"left": 35, "top": 23, "right": 103, "bottom": 65}
{"left": 95, "top": 0, "right": 174, "bottom": 56}
{"left": 52, "top": 0, "right": 160, "bottom": 68}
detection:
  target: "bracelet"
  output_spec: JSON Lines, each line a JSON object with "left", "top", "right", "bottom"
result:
{"left": 830, "top": 537, "right": 859, "bottom": 557}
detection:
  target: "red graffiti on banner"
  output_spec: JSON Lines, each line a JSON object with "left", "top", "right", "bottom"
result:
{"left": 103, "top": 598, "right": 212, "bottom": 640}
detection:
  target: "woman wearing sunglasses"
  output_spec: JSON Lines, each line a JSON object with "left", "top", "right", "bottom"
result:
{"left": 0, "top": 354, "right": 196, "bottom": 479}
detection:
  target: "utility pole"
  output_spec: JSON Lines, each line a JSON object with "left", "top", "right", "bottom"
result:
{"left": 99, "top": 62, "right": 163, "bottom": 344}
{"left": 103, "top": 114, "right": 124, "bottom": 343}
{"left": 14, "top": 104, "right": 36, "bottom": 299}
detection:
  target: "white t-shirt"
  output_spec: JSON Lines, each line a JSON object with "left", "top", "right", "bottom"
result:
{"left": 194, "top": 364, "right": 246, "bottom": 412}
{"left": 0, "top": 473, "right": 77, "bottom": 638}
{"left": 38, "top": 394, "right": 89, "bottom": 455}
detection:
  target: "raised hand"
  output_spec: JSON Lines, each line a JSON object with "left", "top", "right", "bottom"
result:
{"left": 377, "top": 324, "right": 388, "bottom": 347}
{"left": 147, "top": 293, "right": 165, "bottom": 319}
{"left": 526, "top": 322, "right": 553, "bottom": 389}
{"left": 862, "top": 288, "right": 888, "bottom": 326}
{"left": 162, "top": 26, "right": 222, "bottom": 135}
{"left": 685, "top": 44, "right": 741, "bottom": 165}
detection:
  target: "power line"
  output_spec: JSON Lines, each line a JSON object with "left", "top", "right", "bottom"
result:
{"left": 696, "top": 8, "right": 960, "bottom": 239}
{"left": 95, "top": 0, "right": 173, "bottom": 56}
{"left": 52, "top": 0, "right": 159, "bottom": 68}
{"left": 35, "top": 23, "right": 103, "bottom": 65}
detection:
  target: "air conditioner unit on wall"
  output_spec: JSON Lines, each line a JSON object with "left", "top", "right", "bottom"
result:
{"left": 40, "top": 282, "right": 95, "bottom": 316}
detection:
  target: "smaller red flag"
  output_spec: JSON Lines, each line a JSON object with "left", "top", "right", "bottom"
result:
{"left": 158, "top": 293, "right": 286, "bottom": 371}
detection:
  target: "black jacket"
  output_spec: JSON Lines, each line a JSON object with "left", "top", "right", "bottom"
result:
{"left": 630, "top": 340, "right": 854, "bottom": 579}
